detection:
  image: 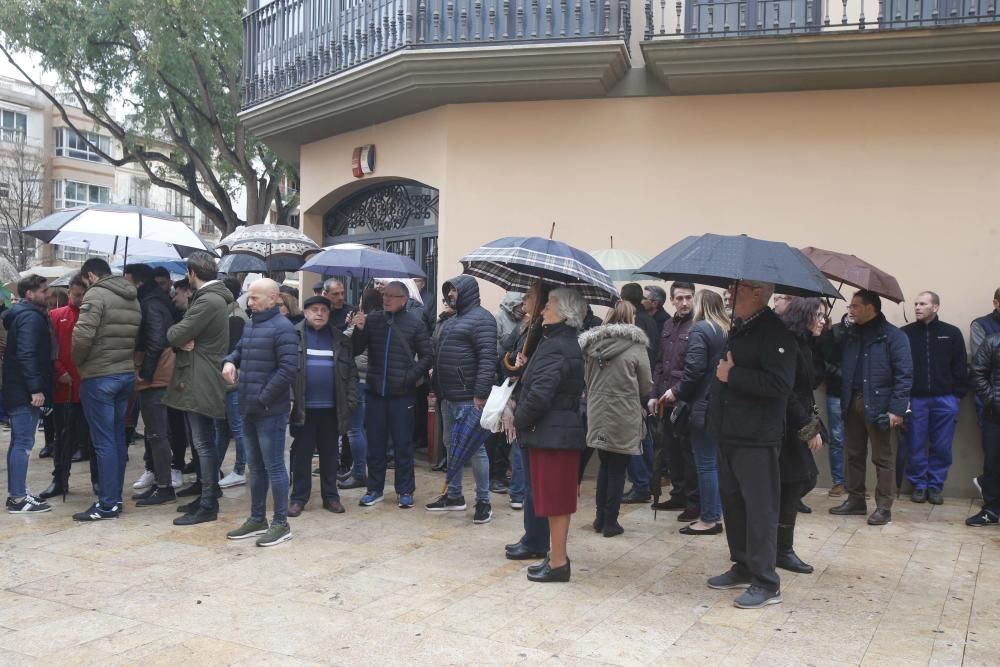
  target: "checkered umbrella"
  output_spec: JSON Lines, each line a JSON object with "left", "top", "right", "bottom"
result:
{"left": 444, "top": 403, "right": 492, "bottom": 488}
{"left": 461, "top": 236, "right": 617, "bottom": 306}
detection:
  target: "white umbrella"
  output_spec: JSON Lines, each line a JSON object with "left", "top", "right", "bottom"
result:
{"left": 589, "top": 236, "right": 650, "bottom": 282}
{"left": 23, "top": 204, "right": 212, "bottom": 261}
{"left": 19, "top": 265, "right": 75, "bottom": 280}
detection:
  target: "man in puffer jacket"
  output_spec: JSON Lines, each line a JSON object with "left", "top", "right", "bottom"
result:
{"left": 71, "top": 258, "right": 141, "bottom": 521}
{"left": 425, "top": 276, "right": 498, "bottom": 523}
{"left": 967, "top": 331, "right": 1000, "bottom": 527}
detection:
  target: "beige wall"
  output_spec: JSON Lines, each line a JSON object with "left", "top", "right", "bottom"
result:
{"left": 300, "top": 82, "right": 1000, "bottom": 498}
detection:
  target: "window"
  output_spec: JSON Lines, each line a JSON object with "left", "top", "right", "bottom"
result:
{"left": 1, "top": 108, "right": 27, "bottom": 142}
{"left": 57, "top": 246, "right": 89, "bottom": 262}
{"left": 199, "top": 217, "right": 216, "bottom": 236}
{"left": 54, "top": 128, "right": 111, "bottom": 163}
{"left": 129, "top": 177, "right": 150, "bottom": 208}
{"left": 0, "top": 181, "right": 9, "bottom": 199}
{"left": 54, "top": 180, "right": 111, "bottom": 209}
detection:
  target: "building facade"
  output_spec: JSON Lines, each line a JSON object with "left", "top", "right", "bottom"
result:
{"left": 239, "top": 0, "right": 1000, "bottom": 496}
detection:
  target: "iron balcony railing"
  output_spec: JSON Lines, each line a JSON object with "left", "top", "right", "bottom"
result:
{"left": 242, "top": 0, "right": 632, "bottom": 108}
{"left": 645, "top": 0, "right": 998, "bottom": 39}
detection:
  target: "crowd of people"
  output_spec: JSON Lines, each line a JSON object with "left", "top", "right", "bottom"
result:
{"left": 2, "top": 250, "right": 999, "bottom": 607}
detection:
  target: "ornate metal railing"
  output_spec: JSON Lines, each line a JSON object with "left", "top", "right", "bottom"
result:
{"left": 644, "top": 0, "right": 998, "bottom": 39}
{"left": 242, "top": 0, "right": 631, "bottom": 108}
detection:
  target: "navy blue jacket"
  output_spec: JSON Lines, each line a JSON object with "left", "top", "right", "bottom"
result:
{"left": 353, "top": 306, "right": 433, "bottom": 397}
{"left": 434, "top": 275, "right": 498, "bottom": 403}
{"left": 2, "top": 302, "right": 54, "bottom": 410}
{"left": 224, "top": 306, "right": 298, "bottom": 417}
{"left": 841, "top": 313, "right": 913, "bottom": 422}
{"left": 902, "top": 317, "right": 968, "bottom": 398}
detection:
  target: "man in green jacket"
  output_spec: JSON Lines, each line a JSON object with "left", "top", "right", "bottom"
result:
{"left": 164, "top": 251, "right": 234, "bottom": 527}
{"left": 71, "top": 258, "right": 142, "bottom": 521}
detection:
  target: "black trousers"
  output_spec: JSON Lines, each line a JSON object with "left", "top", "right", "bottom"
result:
{"left": 139, "top": 388, "right": 173, "bottom": 488}
{"left": 667, "top": 429, "right": 700, "bottom": 511}
{"left": 595, "top": 450, "right": 629, "bottom": 522}
{"left": 487, "top": 432, "right": 511, "bottom": 482}
{"left": 719, "top": 444, "right": 781, "bottom": 591}
{"left": 51, "top": 402, "right": 96, "bottom": 486}
{"left": 167, "top": 407, "right": 189, "bottom": 471}
{"left": 43, "top": 411, "right": 55, "bottom": 447}
{"left": 779, "top": 477, "right": 817, "bottom": 526}
{"left": 290, "top": 408, "right": 340, "bottom": 504}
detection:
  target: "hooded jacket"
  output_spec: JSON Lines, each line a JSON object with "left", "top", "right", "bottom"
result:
{"left": 2, "top": 301, "right": 53, "bottom": 410}
{"left": 224, "top": 305, "right": 299, "bottom": 417}
{"left": 50, "top": 302, "right": 81, "bottom": 404}
{"left": 434, "top": 275, "right": 498, "bottom": 403}
{"left": 901, "top": 317, "right": 968, "bottom": 398}
{"left": 841, "top": 313, "right": 913, "bottom": 422}
{"left": 494, "top": 292, "right": 523, "bottom": 357}
{"left": 72, "top": 275, "right": 141, "bottom": 379}
{"left": 580, "top": 323, "right": 653, "bottom": 455}
{"left": 352, "top": 305, "right": 433, "bottom": 397}
{"left": 164, "top": 281, "right": 234, "bottom": 419}
{"left": 134, "top": 282, "right": 177, "bottom": 391}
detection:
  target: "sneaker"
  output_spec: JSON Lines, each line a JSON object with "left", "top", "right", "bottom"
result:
{"left": 911, "top": 488, "right": 927, "bottom": 503}
{"left": 707, "top": 567, "right": 753, "bottom": 590}
{"left": 132, "top": 485, "right": 156, "bottom": 501}
{"left": 510, "top": 499, "right": 524, "bottom": 510}
{"left": 337, "top": 469, "right": 353, "bottom": 482}
{"left": 227, "top": 518, "right": 269, "bottom": 540}
{"left": 398, "top": 494, "right": 414, "bottom": 509}
{"left": 338, "top": 475, "right": 367, "bottom": 490}
{"left": 135, "top": 486, "right": 177, "bottom": 507}
{"left": 927, "top": 489, "right": 944, "bottom": 506}
{"left": 473, "top": 501, "right": 493, "bottom": 524}
{"left": 256, "top": 522, "right": 292, "bottom": 547}
{"left": 6, "top": 495, "right": 52, "bottom": 514}
{"left": 171, "top": 468, "right": 183, "bottom": 489}
{"left": 359, "top": 491, "right": 384, "bottom": 507}
{"left": 966, "top": 509, "right": 999, "bottom": 527}
{"left": 734, "top": 585, "right": 782, "bottom": 609}
{"left": 132, "top": 470, "right": 155, "bottom": 490}
{"left": 489, "top": 480, "right": 509, "bottom": 495}
{"left": 72, "top": 502, "right": 120, "bottom": 521}
{"left": 219, "top": 471, "right": 246, "bottom": 488}
{"left": 173, "top": 508, "right": 218, "bottom": 525}
{"left": 425, "top": 494, "right": 467, "bottom": 511}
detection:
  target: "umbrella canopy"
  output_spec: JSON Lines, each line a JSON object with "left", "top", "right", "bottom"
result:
{"left": 113, "top": 256, "right": 188, "bottom": 276}
{"left": 216, "top": 224, "right": 320, "bottom": 271}
{"left": 23, "top": 204, "right": 212, "bottom": 259}
{"left": 218, "top": 254, "right": 269, "bottom": 274}
{"left": 0, "top": 257, "right": 19, "bottom": 285}
{"left": 800, "top": 246, "right": 905, "bottom": 304}
{"left": 461, "top": 236, "right": 617, "bottom": 306}
{"left": 301, "top": 243, "right": 426, "bottom": 280}
{"left": 444, "top": 404, "right": 492, "bottom": 488}
{"left": 589, "top": 237, "right": 649, "bottom": 281}
{"left": 637, "top": 234, "right": 842, "bottom": 299}
{"left": 19, "top": 265, "right": 75, "bottom": 280}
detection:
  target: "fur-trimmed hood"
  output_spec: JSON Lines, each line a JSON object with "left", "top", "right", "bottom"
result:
{"left": 579, "top": 323, "right": 649, "bottom": 363}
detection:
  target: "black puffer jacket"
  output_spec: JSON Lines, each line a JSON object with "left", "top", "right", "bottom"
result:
{"left": 135, "top": 283, "right": 175, "bottom": 383}
{"left": 973, "top": 332, "right": 1000, "bottom": 423}
{"left": 353, "top": 307, "right": 433, "bottom": 397}
{"left": 434, "top": 275, "right": 498, "bottom": 403}
{"left": 707, "top": 308, "right": 797, "bottom": 448}
{"left": 224, "top": 306, "right": 299, "bottom": 417}
{"left": 514, "top": 322, "right": 586, "bottom": 451}
{"left": 1, "top": 302, "right": 53, "bottom": 410}
{"left": 781, "top": 333, "right": 821, "bottom": 483}
{"left": 675, "top": 319, "right": 727, "bottom": 431}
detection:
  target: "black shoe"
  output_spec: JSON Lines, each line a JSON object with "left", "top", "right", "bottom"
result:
{"left": 527, "top": 557, "right": 550, "bottom": 576}
{"left": 473, "top": 502, "right": 493, "bottom": 524}
{"left": 73, "top": 502, "right": 121, "bottom": 521}
{"left": 527, "top": 558, "right": 571, "bottom": 583}
{"left": 776, "top": 548, "right": 814, "bottom": 574}
{"left": 177, "top": 482, "right": 202, "bottom": 497}
{"left": 337, "top": 469, "right": 353, "bottom": 482}
{"left": 603, "top": 522, "right": 624, "bottom": 538}
{"left": 677, "top": 508, "right": 700, "bottom": 522}
{"left": 927, "top": 489, "right": 944, "bottom": 506}
{"left": 680, "top": 523, "right": 723, "bottom": 536}
{"left": 177, "top": 499, "right": 200, "bottom": 513}
{"left": 707, "top": 567, "right": 752, "bottom": 590}
{"left": 38, "top": 446, "right": 53, "bottom": 459}
{"left": 796, "top": 500, "right": 812, "bottom": 514}
{"left": 592, "top": 513, "right": 604, "bottom": 533}
{"left": 431, "top": 459, "right": 448, "bottom": 472}
{"left": 734, "top": 585, "right": 782, "bottom": 609}
{"left": 173, "top": 508, "right": 218, "bottom": 525}
{"left": 312, "top": 467, "right": 320, "bottom": 477}
{"left": 182, "top": 461, "right": 197, "bottom": 475}
{"left": 911, "top": 488, "right": 927, "bottom": 504}
{"left": 425, "top": 494, "right": 467, "bottom": 511}
{"left": 966, "top": 509, "right": 999, "bottom": 527}
{"left": 132, "top": 485, "right": 156, "bottom": 501}
{"left": 651, "top": 497, "right": 686, "bottom": 511}
{"left": 71, "top": 449, "right": 86, "bottom": 463}
{"left": 621, "top": 488, "right": 651, "bottom": 504}
{"left": 136, "top": 486, "right": 177, "bottom": 507}
{"left": 337, "top": 475, "right": 367, "bottom": 490}
{"left": 489, "top": 480, "right": 509, "bottom": 495}
{"left": 867, "top": 508, "right": 892, "bottom": 526}
{"left": 505, "top": 544, "right": 548, "bottom": 560}
{"left": 829, "top": 499, "right": 867, "bottom": 516}
{"left": 38, "top": 481, "right": 65, "bottom": 500}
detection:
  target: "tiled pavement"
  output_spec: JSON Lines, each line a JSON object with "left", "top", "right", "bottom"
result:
{"left": 1, "top": 436, "right": 998, "bottom": 666}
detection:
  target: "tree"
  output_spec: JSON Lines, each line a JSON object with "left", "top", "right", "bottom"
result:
{"left": 0, "top": 130, "right": 43, "bottom": 271}
{"left": 0, "top": 0, "right": 297, "bottom": 237}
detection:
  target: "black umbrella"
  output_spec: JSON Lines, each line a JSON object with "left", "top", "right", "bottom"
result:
{"left": 637, "top": 234, "right": 842, "bottom": 299}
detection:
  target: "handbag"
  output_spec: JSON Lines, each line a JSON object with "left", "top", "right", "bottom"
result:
{"left": 669, "top": 400, "right": 692, "bottom": 437}
{"left": 480, "top": 379, "right": 517, "bottom": 433}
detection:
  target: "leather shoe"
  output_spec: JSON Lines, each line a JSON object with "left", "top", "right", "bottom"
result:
{"left": 173, "top": 509, "right": 218, "bottom": 526}
{"left": 38, "top": 446, "right": 53, "bottom": 459}
{"left": 505, "top": 544, "right": 548, "bottom": 561}
{"left": 288, "top": 502, "right": 304, "bottom": 518}
{"left": 527, "top": 558, "right": 571, "bottom": 583}
{"left": 677, "top": 508, "right": 700, "bottom": 522}
{"left": 38, "top": 481, "right": 65, "bottom": 500}
{"left": 72, "top": 449, "right": 87, "bottom": 463}
{"left": 177, "top": 482, "right": 202, "bottom": 497}
{"left": 829, "top": 499, "right": 867, "bottom": 516}
{"left": 323, "top": 498, "right": 346, "bottom": 514}
{"left": 527, "top": 557, "right": 550, "bottom": 575}
{"left": 867, "top": 508, "right": 892, "bottom": 526}
{"left": 679, "top": 523, "right": 723, "bottom": 536}
{"left": 651, "top": 497, "right": 686, "bottom": 511}
{"left": 621, "top": 488, "right": 651, "bottom": 504}
{"left": 797, "top": 500, "right": 812, "bottom": 514}
{"left": 431, "top": 459, "right": 447, "bottom": 472}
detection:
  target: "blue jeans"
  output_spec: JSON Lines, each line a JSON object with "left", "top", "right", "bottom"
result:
{"left": 902, "top": 394, "right": 961, "bottom": 491}
{"left": 188, "top": 412, "right": 220, "bottom": 512}
{"left": 349, "top": 383, "right": 367, "bottom": 479}
{"left": 442, "top": 399, "right": 490, "bottom": 503}
{"left": 365, "top": 392, "right": 416, "bottom": 496}
{"left": 690, "top": 425, "right": 722, "bottom": 523}
{"left": 214, "top": 391, "right": 246, "bottom": 476}
{"left": 518, "top": 446, "right": 550, "bottom": 552}
{"left": 509, "top": 441, "right": 525, "bottom": 503}
{"left": 81, "top": 373, "right": 135, "bottom": 508}
{"left": 826, "top": 394, "right": 846, "bottom": 486}
{"left": 626, "top": 432, "right": 655, "bottom": 494}
{"left": 7, "top": 405, "right": 41, "bottom": 498}
{"left": 243, "top": 412, "right": 290, "bottom": 525}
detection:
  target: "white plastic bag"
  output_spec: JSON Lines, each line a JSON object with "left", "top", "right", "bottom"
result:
{"left": 480, "top": 379, "right": 517, "bottom": 433}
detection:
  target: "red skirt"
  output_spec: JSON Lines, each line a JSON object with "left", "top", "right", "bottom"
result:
{"left": 528, "top": 448, "right": 580, "bottom": 517}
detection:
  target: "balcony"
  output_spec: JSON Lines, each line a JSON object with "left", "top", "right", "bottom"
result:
{"left": 240, "top": 0, "right": 632, "bottom": 154}
{"left": 641, "top": 0, "right": 1000, "bottom": 93}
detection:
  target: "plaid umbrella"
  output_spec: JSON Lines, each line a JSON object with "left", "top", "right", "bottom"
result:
{"left": 461, "top": 236, "right": 617, "bottom": 306}
{"left": 444, "top": 404, "right": 492, "bottom": 488}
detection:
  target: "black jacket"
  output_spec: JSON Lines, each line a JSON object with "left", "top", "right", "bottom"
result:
{"left": 1, "top": 302, "right": 53, "bottom": 410}
{"left": 434, "top": 276, "right": 498, "bottom": 402}
{"left": 353, "top": 307, "right": 433, "bottom": 397}
{"left": 707, "top": 308, "right": 797, "bottom": 448}
{"left": 651, "top": 307, "right": 669, "bottom": 339}
{"left": 291, "top": 320, "right": 358, "bottom": 433}
{"left": 651, "top": 311, "right": 693, "bottom": 400}
{"left": 781, "top": 333, "right": 821, "bottom": 483}
{"left": 817, "top": 316, "right": 850, "bottom": 396}
{"left": 135, "top": 283, "right": 175, "bottom": 383}
{"left": 635, "top": 309, "right": 660, "bottom": 369}
{"left": 675, "top": 319, "right": 726, "bottom": 430}
{"left": 514, "top": 322, "right": 586, "bottom": 451}
{"left": 841, "top": 313, "right": 913, "bottom": 422}
{"left": 973, "top": 332, "right": 1000, "bottom": 423}
{"left": 224, "top": 306, "right": 299, "bottom": 416}
{"left": 902, "top": 317, "right": 968, "bottom": 398}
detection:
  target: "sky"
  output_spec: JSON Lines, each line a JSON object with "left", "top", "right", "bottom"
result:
{"left": 0, "top": 49, "right": 57, "bottom": 86}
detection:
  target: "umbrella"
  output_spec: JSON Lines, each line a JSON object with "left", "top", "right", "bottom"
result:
{"left": 112, "top": 256, "right": 188, "bottom": 276}
{"left": 637, "top": 234, "right": 842, "bottom": 299}
{"left": 0, "top": 257, "right": 19, "bottom": 284}
{"left": 800, "top": 246, "right": 905, "bottom": 304}
{"left": 216, "top": 224, "right": 320, "bottom": 272}
{"left": 218, "top": 254, "right": 268, "bottom": 274}
{"left": 444, "top": 403, "right": 492, "bottom": 492}
{"left": 301, "top": 243, "right": 426, "bottom": 280}
{"left": 648, "top": 413, "right": 669, "bottom": 519}
{"left": 589, "top": 236, "right": 650, "bottom": 282}
{"left": 19, "top": 265, "right": 75, "bottom": 280}
{"left": 23, "top": 204, "right": 212, "bottom": 261}
{"left": 461, "top": 236, "right": 618, "bottom": 306}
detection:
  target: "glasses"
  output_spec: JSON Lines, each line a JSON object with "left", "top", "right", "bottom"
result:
{"left": 384, "top": 293, "right": 407, "bottom": 300}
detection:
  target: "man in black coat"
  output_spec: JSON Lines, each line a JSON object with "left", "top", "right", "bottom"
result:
{"left": 968, "top": 330, "right": 1000, "bottom": 527}
{"left": 706, "top": 280, "right": 796, "bottom": 609}
{"left": 3, "top": 274, "right": 54, "bottom": 514}
{"left": 426, "top": 276, "right": 498, "bottom": 523}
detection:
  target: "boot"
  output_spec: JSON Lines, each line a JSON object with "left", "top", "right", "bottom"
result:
{"left": 775, "top": 524, "right": 813, "bottom": 574}
{"left": 592, "top": 510, "right": 604, "bottom": 533}
{"left": 38, "top": 480, "right": 66, "bottom": 500}
{"left": 602, "top": 511, "right": 624, "bottom": 538}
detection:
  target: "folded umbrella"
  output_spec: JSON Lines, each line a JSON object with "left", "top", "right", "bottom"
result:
{"left": 301, "top": 243, "right": 426, "bottom": 280}
{"left": 800, "top": 246, "right": 905, "bottom": 304}
{"left": 444, "top": 404, "right": 492, "bottom": 492}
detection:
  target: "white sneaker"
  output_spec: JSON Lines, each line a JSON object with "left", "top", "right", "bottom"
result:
{"left": 171, "top": 468, "right": 183, "bottom": 489}
{"left": 219, "top": 471, "right": 246, "bottom": 488}
{"left": 132, "top": 470, "right": 155, "bottom": 490}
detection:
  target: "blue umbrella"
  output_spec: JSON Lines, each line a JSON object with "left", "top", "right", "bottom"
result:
{"left": 444, "top": 404, "right": 492, "bottom": 490}
{"left": 300, "top": 243, "right": 426, "bottom": 280}
{"left": 218, "top": 254, "right": 269, "bottom": 274}
{"left": 113, "top": 256, "right": 188, "bottom": 276}
{"left": 637, "top": 233, "right": 842, "bottom": 299}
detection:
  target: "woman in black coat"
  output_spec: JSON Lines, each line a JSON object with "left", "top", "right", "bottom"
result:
{"left": 512, "top": 286, "right": 587, "bottom": 583}
{"left": 777, "top": 298, "right": 827, "bottom": 574}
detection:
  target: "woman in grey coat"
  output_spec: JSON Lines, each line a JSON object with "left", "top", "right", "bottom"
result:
{"left": 579, "top": 301, "right": 653, "bottom": 537}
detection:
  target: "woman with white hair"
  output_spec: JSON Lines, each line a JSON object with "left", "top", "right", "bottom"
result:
{"left": 512, "top": 287, "right": 587, "bottom": 583}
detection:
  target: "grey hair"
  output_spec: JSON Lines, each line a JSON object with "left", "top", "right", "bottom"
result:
{"left": 745, "top": 280, "right": 775, "bottom": 302}
{"left": 549, "top": 287, "right": 586, "bottom": 329}
{"left": 323, "top": 278, "right": 344, "bottom": 292}
{"left": 644, "top": 285, "right": 666, "bottom": 306}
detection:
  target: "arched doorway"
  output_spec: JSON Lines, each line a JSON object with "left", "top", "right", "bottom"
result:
{"left": 323, "top": 180, "right": 439, "bottom": 302}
